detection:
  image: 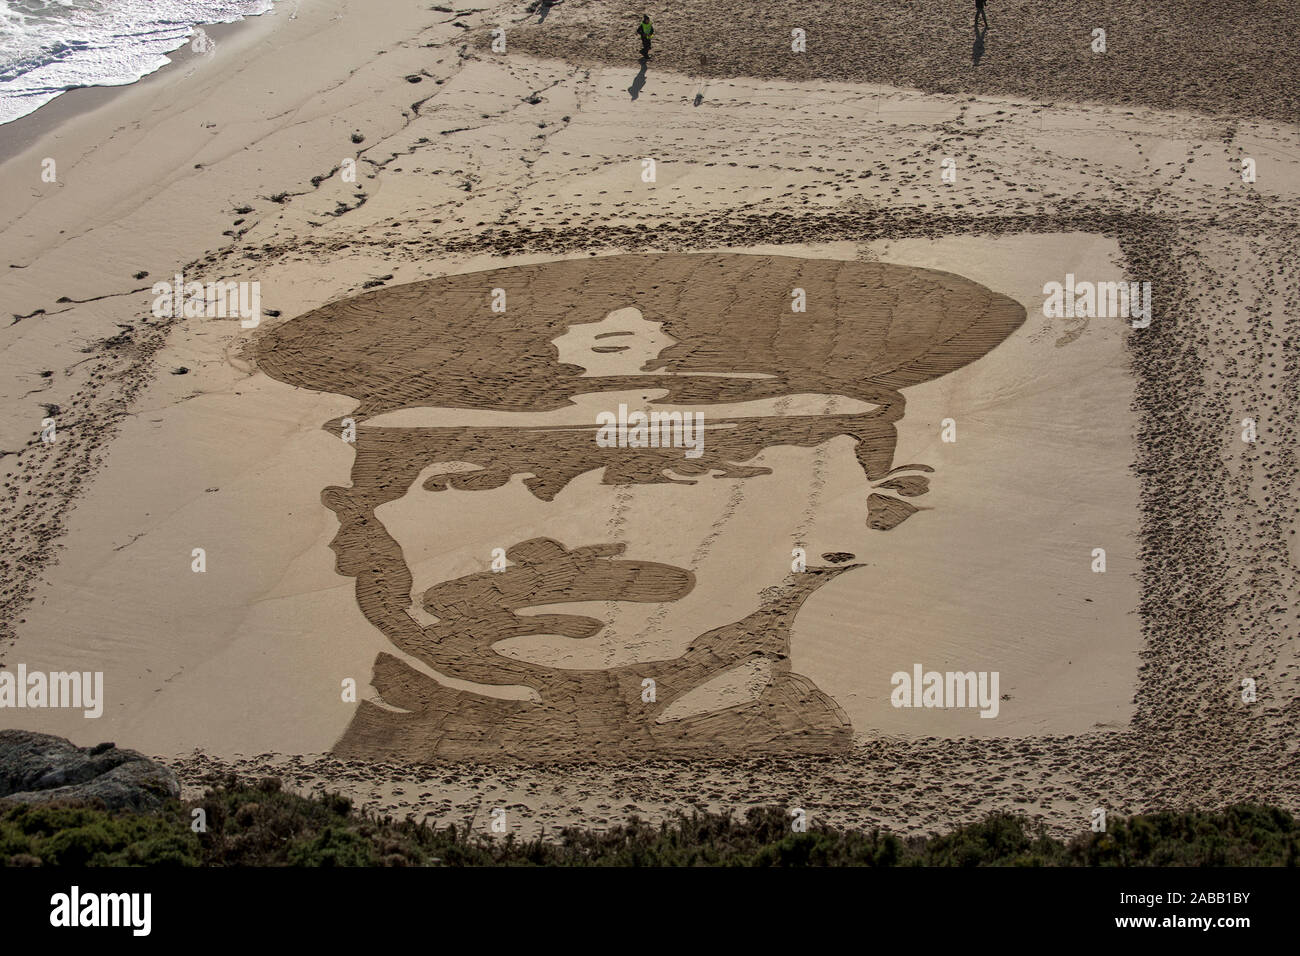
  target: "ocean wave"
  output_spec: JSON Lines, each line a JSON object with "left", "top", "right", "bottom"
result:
{"left": 0, "top": 0, "right": 279, "bottom": 125}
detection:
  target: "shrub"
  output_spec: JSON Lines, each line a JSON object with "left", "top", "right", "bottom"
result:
{"left": 1, "top": 783, "right": 1295, "bottom": 867}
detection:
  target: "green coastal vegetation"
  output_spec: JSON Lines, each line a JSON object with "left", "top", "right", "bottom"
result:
{"left": 2, "top": 776, "right": 1296, "bottom": 867}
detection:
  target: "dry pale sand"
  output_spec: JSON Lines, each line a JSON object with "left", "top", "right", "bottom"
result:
{"left": 1, "top": 0, "right": 1297, "bottom": 838}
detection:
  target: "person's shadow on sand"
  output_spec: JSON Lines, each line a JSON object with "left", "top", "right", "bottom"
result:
{"left": 629, "top": 57, "right": 648, "bottom": 100}
{"left": 972, "top": 22, "right": 987, "bottom": 65}
{"left": 528, "top": 0, "right": 562, "bottom": 23}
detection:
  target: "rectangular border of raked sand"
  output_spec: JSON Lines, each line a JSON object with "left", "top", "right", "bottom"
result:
{"left": 176, "top": 202, "right": 1295, "bottom": 838}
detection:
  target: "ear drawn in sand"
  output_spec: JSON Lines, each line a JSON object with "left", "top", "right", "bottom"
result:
{"left": 255, "top": 253, "right": 1026, "bottom": 761}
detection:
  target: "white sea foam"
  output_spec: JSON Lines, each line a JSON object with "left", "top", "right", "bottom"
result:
{"left": 0, "top": 0, "right": 278, "bottom": 125}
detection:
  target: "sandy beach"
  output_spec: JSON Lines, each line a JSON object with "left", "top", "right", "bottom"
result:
{"left": 1, "top": 0, "right": 1297, "bottom": 839}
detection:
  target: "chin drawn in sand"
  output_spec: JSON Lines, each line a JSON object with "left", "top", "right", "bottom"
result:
{"left": 255, "top": 253, "right": 1026, "bottom": 761}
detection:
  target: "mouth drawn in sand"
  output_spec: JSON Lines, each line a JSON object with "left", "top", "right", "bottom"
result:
{"left": 254, "top": 253, "right": 1026, "bottom": 761}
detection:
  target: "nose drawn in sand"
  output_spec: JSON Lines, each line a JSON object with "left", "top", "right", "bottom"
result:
{"left": 253, "top": 253, "right": 1027, "bottom": 761}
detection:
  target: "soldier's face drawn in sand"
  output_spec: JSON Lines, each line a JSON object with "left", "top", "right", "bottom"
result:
{"left": 254, "top": 254, "right": 1026, "bottom": 761}
{"left": 364, "top": 306, "right": 899, "bottom": 673}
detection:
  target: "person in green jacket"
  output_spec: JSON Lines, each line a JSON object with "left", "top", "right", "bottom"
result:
{"left": 636, "top": 14, "right": 654, "bottom": 59}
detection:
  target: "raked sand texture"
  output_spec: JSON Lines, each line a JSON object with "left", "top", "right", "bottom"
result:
{"left": 0, "top": 0, "right": 1297, "bottom": 836}
{"left": 504, "top": 0, "right": 1300, "bottom": 125}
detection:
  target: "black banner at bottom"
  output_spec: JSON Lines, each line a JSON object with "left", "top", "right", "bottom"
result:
{"left": 0, "top": 865, "right": 1286, "bottom": 943}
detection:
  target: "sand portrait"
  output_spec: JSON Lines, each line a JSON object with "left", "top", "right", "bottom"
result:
{"left": 254, "top": 253, "right": 1026, "bottom": 760}
{"left": 3, "top": 0, "right": 1298, "bottom": 893}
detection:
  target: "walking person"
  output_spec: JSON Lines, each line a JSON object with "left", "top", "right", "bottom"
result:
{"left": 636, "top": 14, "right": 654, "bottom": 59}
{"left": 975, "top": 0, "right": 988, "bottom": 30}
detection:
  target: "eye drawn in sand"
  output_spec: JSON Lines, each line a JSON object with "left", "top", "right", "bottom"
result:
{"left": 253, "top": 253, "right": 1026, "bottom": 761}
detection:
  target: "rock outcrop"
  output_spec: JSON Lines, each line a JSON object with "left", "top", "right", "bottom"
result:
{"left": 0, "top": 730, "right": 179, "bottom": 811}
